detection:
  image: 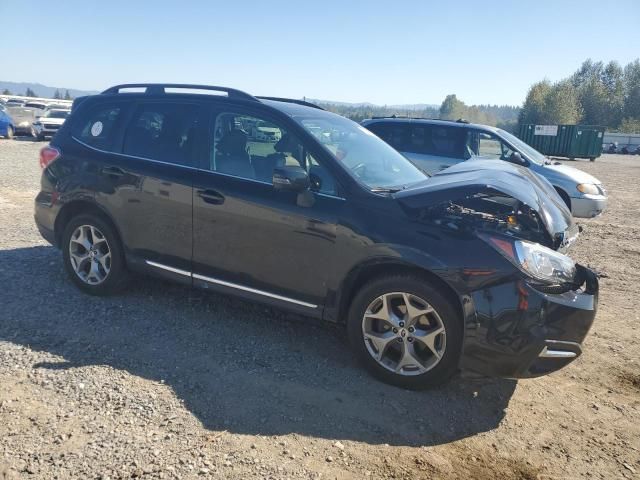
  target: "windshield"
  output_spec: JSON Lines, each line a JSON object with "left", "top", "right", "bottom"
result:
{"left": 44, "top": 110, "right": 70, "bottom": 119}
{"left": 293, "top": 112, "right": 427, "bottom": 191}
{"left": 497, "top": 129, "right": 546, "bottom": 165}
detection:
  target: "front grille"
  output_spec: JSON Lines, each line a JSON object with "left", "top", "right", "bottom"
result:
{"left": 43, "top": 124, "right": 60, "bottom": 130}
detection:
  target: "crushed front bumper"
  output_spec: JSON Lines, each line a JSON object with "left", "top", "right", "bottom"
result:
{"left": 460, "top": 264, "right": 598, "bottom": 378}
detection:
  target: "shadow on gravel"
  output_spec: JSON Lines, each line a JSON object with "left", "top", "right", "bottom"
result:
{"left": 0, "top": 246, "right": 516, "bottom": 447}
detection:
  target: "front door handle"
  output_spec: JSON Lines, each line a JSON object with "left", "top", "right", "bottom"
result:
{"left": 197, "top": 189, "right": 225, "bottom": 205}
{"left": 102, "top": 166, "right": 125, "bottom": 177}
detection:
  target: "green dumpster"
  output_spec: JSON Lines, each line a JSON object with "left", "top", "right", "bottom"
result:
{"left": 518, "top": 124, "right": 605, "bottom": 161}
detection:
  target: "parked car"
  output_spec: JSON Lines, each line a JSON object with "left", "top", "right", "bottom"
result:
{"left": 5, "top": 98, "right": 26, "bottom": 107}
{"left": 45, "top": 103, "right": 72, "bottom": 111}
{"left": 362, "top": 118, "right": 608, "bottom": 218}
{"left": 6, "top": 106, "right": 36, "bottom": 136}
{"left": 23, "top": 101, "right": 47, "bottom": 112}
{"left": 605, "top": 142, "right": 618, "bottom": 154}
{"left": 0, "top": 104, "right": 15, "bottom": 139}
{"left": 251, "top": 119, "right": 283, "bottom": 142}
{"left": 35, "top": 84, "right": 598, "bottom": 389}
{"left": 33, "top": 108, "right": 71, "bottom": 140}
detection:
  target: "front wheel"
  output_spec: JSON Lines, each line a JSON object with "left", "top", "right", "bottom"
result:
{"left": 347, "top": 275, "right": 462, "bottom": 389}
{"left": 4, "top": 126, "right": 13, "bottom": 139}
{"left": 62, "top": 214, "right": 128, "bottom": 295}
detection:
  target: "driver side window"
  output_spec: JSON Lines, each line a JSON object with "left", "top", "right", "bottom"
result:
{"left": 475, "top": 132, "right": 514, "bottom": 161}
{"left": 209, "top": 111, "right": 338, "bottom": 196}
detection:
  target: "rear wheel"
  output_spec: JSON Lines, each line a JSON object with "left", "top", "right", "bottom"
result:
{"left": 37, "top": 133, "right": 45, "bottom": 142}
{"left": 347, "top": 275, "right": 462, "bottom": 389}
{"left": 589, "top": 157, "right": 596, "bottom": 162}
{"left": 62, "top": 214, "right": 128, "bottom": 295}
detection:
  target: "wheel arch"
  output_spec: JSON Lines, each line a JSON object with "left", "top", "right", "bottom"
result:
{"left": 54, "top": 199, "right": 122, "bottom": 248}
{"left": 554, "top": 186, "right": 572, "bottom": 211}
{"left": 333, "top": 258, "right": 466, "bottom": 329}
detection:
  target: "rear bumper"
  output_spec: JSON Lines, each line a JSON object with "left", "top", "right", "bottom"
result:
{"left": 34, "top": 192, "right": 61, "bottom": 247}
{"left": 571, "top": 195, "right": 607, "bottom": 218}
{"left": 460, "top": 264, "right": 598, "bottom": 378}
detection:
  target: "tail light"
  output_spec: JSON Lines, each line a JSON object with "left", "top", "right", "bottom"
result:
{"left": 40, "top": 146, "right": 61, "bottom": 169}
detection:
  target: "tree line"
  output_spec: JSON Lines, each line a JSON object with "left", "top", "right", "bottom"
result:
{"left": 519, "top": 59, "right": 640, "bottom": 133}
{"left": 1, "top": 87, "right": 72, "bottom": 100}
{"left": 318, "top": 98, "right": 520, "bottom": 132}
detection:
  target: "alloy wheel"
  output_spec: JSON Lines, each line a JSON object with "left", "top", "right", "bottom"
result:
{"left": 362, "top": 292, "right": 446, "bottom": 376}
{"left": 68, "top": 225, "right": 112, "bottom": 285}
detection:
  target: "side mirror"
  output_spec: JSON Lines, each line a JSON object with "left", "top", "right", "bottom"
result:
{"left": 511, "top": 152, "right": 527, "bottom": 165}
{"left": 272, "top": 165, "right": 310, "bottom": 192}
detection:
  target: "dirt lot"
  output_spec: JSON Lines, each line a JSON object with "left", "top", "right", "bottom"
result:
{"left": 0, "top": 139, "right": 638, "bottom": 479}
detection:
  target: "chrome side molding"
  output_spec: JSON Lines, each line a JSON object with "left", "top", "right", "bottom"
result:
{"left": 145, "top": 260, "right": 317, "bottom": 309}
{"left": 538, "top": 347, "right": 577, "bottom": 359}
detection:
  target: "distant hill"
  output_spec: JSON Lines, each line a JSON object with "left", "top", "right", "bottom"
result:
{"left": 309, "top": 98, "right": 439, "bottom": 110}
{"left": 0, "top": 81, "right": 99, "bottom": 98}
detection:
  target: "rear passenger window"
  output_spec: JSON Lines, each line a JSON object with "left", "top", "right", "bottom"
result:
{"left": 426, "top": 126, "right": 467, "bottom": 159}
{"left": 72, "top": 103, "right": 124, "bottom": 151}
{"left": 123, "top": 103, "right": 200, "bottom": 166}
{"left": 367, "top": 122, "right": 410, "bottom": 152}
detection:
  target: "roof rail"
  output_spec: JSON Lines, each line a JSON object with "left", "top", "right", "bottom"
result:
{"left": 101, "top": 84, "right": 257, "bottom": 102}
{"left": 256, "top": 96, "right": 324, "bottom": 110}
{"left": 369, "top": 116, "right": 473, "bottom": 124}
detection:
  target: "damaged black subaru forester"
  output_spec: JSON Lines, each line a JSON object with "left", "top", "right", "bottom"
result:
{"left": 34, "top": 84, "right": 598, "bottom": 389}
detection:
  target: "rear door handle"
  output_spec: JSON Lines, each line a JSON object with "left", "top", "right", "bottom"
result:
{"left": 102, "top": 166, "right": 125, "bottom": 177}
{"left": 197, "top": 189, "right": 225, "bottom": 205}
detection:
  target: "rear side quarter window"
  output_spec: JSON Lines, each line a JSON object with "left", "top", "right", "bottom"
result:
{"left": 71, "top": 102, "right": 126, "bottom": 151}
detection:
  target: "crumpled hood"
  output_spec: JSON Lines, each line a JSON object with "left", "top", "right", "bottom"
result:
{"left": 540, "top": 162, "right": 602, "bottom": 185}
{"left": 394, "top": 159, "right": 575, "bottom": 242}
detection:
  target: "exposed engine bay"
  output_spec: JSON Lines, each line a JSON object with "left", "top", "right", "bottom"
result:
{"left": 413, "top": 192, "right": 551, "bottom": 247}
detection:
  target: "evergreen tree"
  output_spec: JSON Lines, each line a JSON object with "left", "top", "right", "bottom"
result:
{"left": 25, "top": 88, "right": 37, "bottom": 97}
{"left": 623, "top": 60, "right": 640, "bottom": 120}
{"left": 64, "top": 90, "right": 72, "bottom": 100}
{"left": 439, "top": 94, "right": 467, "bottom": 120}
{"left": 519, "top": 80, "right": 552, "bottom": 125}
{"left": 53, "top": 89, "right": 62, "bottom": 99}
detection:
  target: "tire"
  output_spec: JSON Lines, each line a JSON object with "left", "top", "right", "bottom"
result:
{"left": 4, "top": 126, "right": 13, "bottom": 139}
{"left": 589, "top": 157, "right": 595, "bottom": 162}
{"left": 37, "top": 133, "right": 45, "bottom": 142}
{"left": 61, "top": 214, "right": 128, "bottom": 296}
{"left": 347, "top": 274, "right": 462, "bottom": 389}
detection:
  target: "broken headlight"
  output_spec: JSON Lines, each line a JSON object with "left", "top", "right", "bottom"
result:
{"left": 483, "top": 235, "right": 576, "bottom": 284}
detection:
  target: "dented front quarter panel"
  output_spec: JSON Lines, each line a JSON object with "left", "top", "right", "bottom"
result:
{"left": 394, "top": 160, "right": 576, "bottom": 250}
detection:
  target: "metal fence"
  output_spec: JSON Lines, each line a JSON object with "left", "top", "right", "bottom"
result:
{"left": 603, "top": 132, "right": 640, "bottom": 147}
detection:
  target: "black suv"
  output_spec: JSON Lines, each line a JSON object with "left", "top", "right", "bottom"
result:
{"left": 35, "top": 84, "right": 598, "bottom": 389}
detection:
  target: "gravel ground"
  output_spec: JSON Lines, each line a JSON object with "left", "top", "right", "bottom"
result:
{"left": 0, "top": 138, "right": 638, "bottom": 480}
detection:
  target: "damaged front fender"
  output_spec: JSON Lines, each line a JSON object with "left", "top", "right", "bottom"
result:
{"left": 394, "top": 160, "right": 576, "bottom": 250}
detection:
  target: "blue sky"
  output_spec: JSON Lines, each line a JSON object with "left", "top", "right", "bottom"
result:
{"left": 1, "top": 0, "right": 638, "bottom": 106}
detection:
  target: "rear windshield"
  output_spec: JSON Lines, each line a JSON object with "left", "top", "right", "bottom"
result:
{"left": 45, "top": 110, "right": 70, "bottom": 119}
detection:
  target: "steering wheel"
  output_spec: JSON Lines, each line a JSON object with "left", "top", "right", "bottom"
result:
{"left": 351, "top": 162, "right": 367, "bottom": 178}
